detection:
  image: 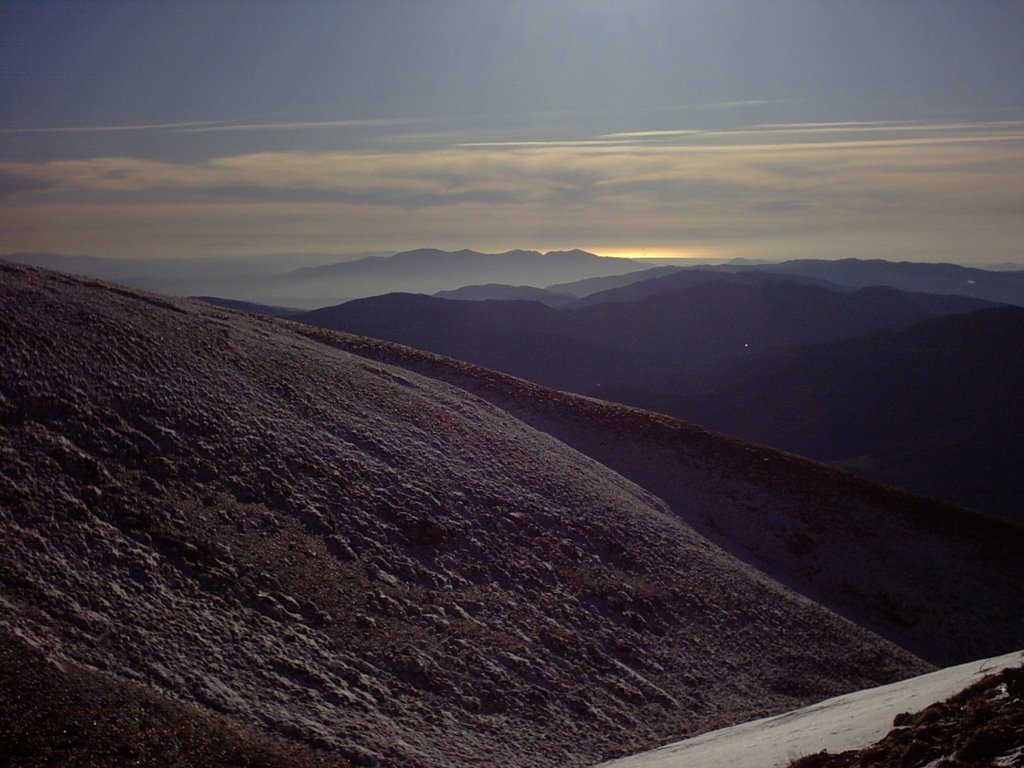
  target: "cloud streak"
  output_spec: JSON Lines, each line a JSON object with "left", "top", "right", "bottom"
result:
{"left": 1, "top": 115, "right": 443, "bottom": 136}
{"left": 0, "top": 119, "right": 236, "bottom": 134}
{"left": 1, "top": 118, "right": 1022, "bottom": 262}
{"left": 456, "top": 119, "right": 1024, "bottom": 150}
{"left": 175, "top": 116, "right": 442, "bottom": 133}
{"left": 597, "top": 119, "right": 1024, "bottom": 143}
{"left": 5, "top": 124, "right": 1021, "bottom": 206}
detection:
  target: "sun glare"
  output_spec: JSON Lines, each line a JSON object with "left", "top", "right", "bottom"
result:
{"left": 589, "top": 247, "right": 719, "bottom": 260}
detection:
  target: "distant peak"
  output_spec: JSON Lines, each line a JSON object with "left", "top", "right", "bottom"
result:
{"left": 497, "top": 249, "right": 542, "bottom": 258}
{"left": 543, "top": 249, "right": 600, "bottom": 259}
{"left": 392, "top": 247, "right": 455, "bottom": 258}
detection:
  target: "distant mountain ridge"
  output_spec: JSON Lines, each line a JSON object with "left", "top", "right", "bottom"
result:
{"left": 2, "top": 248, "right": 676, "bottom": 309}
{"left": 8, "top": 250, "right": 1024, "bottom": 309}
{"left": 566, "top": 268, "right": 839, "bottom": 307}
{"left": 294, "top": 271, "right": 1014, "bottom": 519}
{"left": 614, "top": 305, "right": 1024, "bottom": 521}
{"left": 546, "top": 265, "right": 688, "bottom": 297}
{"left": 723, "top": 257, "right": 1024, "bottom": 307}
{"left": 296, "top": 275, "right": 999, "bottom": 394}
{"left": 269, "top": 247, "right": 652, "bottom": 306}
{"left": 434, "top": 283, "right": 576, "bottom": 306}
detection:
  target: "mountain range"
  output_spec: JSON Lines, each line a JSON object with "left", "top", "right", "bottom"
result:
{"left": 298, "top": 275, "right": 997, "bottom": 389}
{"left": 434, "top": 283, "right": 577, "bottom": 306}
{"left": 2, "top": 248, "right": 687, "bottom": 309}
{"left": 10, "top": 249, "right": 1023, "bottom": 310}
{"left": 293, "top": 269, "right": 1020, "bottom": 519}
{"left": 427, "top": 256, "right": 1024, "bottom": 309}
{"left": 4, "top": 261, "right": 1022, "bottom": 766}
{"left": 723, "top": 257, "right": 1024, "bottom": 307}
{"left": 270, "top": 248, "right": 666, "bottom": 307}
{"left": 609, "top": 305, "right": 1024, "bottom": 522}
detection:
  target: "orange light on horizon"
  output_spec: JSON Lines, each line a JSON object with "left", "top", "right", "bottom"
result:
{"left": 586, "top": 246, "right": 721, "bottom": 260}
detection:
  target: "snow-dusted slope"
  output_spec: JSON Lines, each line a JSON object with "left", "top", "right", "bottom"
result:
{"left": 300, "top": 332, "right": 1024, "bottom": 668}
{"left": 594, "top": 650, "right": 1024, "bottom": 768}
{"left": 0, "top": 262, "right": 928, "bottom": 767}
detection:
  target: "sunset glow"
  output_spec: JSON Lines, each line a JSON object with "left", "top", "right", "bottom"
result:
{"left": 587, "top": 247, "right": 721, "bottom": 261}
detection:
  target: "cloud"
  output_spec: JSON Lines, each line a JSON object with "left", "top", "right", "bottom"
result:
{"left": 598, "top": 119, "right": 1024, "bottom": 144}
{"left": 5, "top": 126, "right": 1022, "bottom": 210}
{"left": 0, "top": 120, "right": 236, "bottom": 134}
{"left": 456, "top": 139, "right": 643, "bottom": 148}
{"left": 174, "top": 116, "right": 441, "bottom": 133}
{"left": 1, "top": 120, "right": 1022, "bottom": 262}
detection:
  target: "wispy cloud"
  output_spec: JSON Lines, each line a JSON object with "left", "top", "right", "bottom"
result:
{"left": 600, "top": 119, "right": 1024, "bottom": 144}
{"left": 456, "top": 139, "right": 643, "bottom": 148}
{"left": 0, "top": 119, "right": 236, "bottom": 134}
{"left": 175, "top": 116, "right": 442, "bottom": 133}
{"left": 1, "top": 115, "right": 442, "bottom": 136}
{"left": 4, "top": 126, "right": 1021, "bottom": 208}
{"left": 598, "top": 129, "right": 704, "bottom": 140}
{"left": 2, "top": 118, "right": 1022, "bottom": 262}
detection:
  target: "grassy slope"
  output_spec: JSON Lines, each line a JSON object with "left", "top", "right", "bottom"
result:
{"left": 0, "top": 262, "right": 931, "bottom": 767}
{"left": 292, "top": 328, "right": 1024, "bottom": 667}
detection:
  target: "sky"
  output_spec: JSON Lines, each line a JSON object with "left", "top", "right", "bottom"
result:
{"left": 1, "top": 1, "right": 1023, "bottom": 264}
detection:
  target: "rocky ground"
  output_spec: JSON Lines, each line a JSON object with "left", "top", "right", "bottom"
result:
{"left": 0, "top": 262, "right": 1016, "bottom": 766}
{"left": 0, "top": 626, "right": 348, "bottom": 768}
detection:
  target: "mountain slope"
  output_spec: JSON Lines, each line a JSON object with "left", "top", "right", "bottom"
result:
{"left": 297, "top": 277, "right": 1011, "bottom": 518}
{"left": 191, "top": 295, "right": 303, "bottom": 317}
{"left": 0, "top": 262, "right": 931, "bottom": 767}
{"left": 565, "top": 268, "right": 836, "bottom": 306}
{"left": 300, "top": 330, "right": 1024, "bottom": 667}
{"left": 731, "top": 257, "right": 1024, "bottom": 307}
{"left": 297, "top": 279, "right": 997, "bottom": 396}
{"left": 0, "top": 626, "right": 348, "bottom": 768}
{"left": 434, "top": 283, "right": 576, "bottom": 306}
{"left": 545, "top": 265, "right": 686, "bottom": 298}
{"left": 618, "top": 306, "right": 1024, "bottom": 522}
{"left": 298, "top": 293, "right": 660, "bottom": 392}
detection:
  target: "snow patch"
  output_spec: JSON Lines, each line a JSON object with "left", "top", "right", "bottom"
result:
{"left": 595, "top": 650, "right": 1024, "bottom": 768}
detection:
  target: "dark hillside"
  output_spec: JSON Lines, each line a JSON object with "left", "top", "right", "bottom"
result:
{"left": 297, "top": 279, "right": 993, "bottom": 393}
{"left": 0, "top": 262, "right": 933, "bottom": 767}
{"left": 299, "top": 293, "right": 660, "bottom": 391}
{"left": 0, "top": 628, "right": 349, "bottom": 768}
{"left": 565, "top": 268, "right": 837, "bottom": 306}
{"left": 733, "top": 258, "right": 1024, "bottom": 307}
{"left": 297, "top": 276, "right": 1015, "bottom": 520}
{"left": 610, "top": 306, "right": 1024, "bottom": 521}
{"left": 299, "top": 328, "right": 1024, "bottom": 667}
{"left": 434, "top": 283, "right": 576, "bottom": 306}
